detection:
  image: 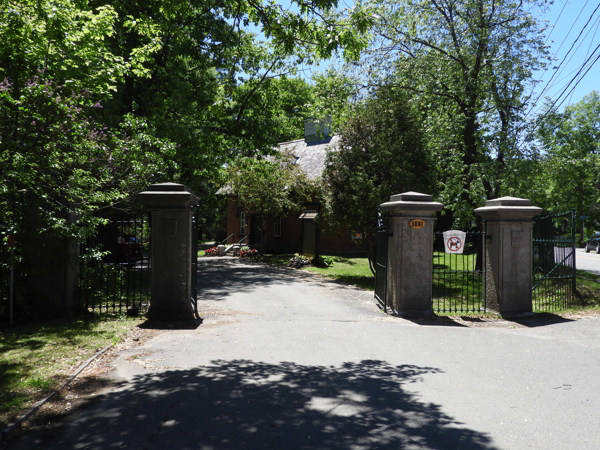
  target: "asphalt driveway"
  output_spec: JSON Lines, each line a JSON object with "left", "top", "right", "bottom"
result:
{"left": 39, "top": 257, "right": 600, "bottom": 449}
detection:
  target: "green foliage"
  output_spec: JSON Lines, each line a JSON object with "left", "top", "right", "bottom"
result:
{"left": 362, "top": 0, "right": 552, "bottom": 225}
{"left": 0, "top": 75, "right": 175, "bottom": 246}
{"left": 224, "top": 151, "right": 320, "bottom": 236}
{"left": 312, "top": 255, "right": 334, "bottom": 268}
{"left": 321, "top": 85, "right": 435, "bottom": 273}
{"left": 533, "top": 91, "right": 600, "bottom": 234}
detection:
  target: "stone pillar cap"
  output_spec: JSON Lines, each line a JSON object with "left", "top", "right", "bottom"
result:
{"left": 483, "top": 196, "right": 532, "bottom": 207}
{"left": 475, "top": 196, "right": 542, "bottom": 221}
{"left": 146, "top": 182, "right": 193, "bottom": 192}
{"left": 138, "top": 182, "right": 198, "bottom": 209}
{"left": 389, "top": 191, "right": 433, "bottom": 202}
{"left": 380, "top": 191, "right": 443, "bottom": 215}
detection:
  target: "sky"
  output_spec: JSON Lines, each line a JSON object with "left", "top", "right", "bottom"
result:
{"left": 249, "top": 0, "right": 599, "bottom": 112}
{"left": 530, "top": 0, "right": 600, "bottom": 114}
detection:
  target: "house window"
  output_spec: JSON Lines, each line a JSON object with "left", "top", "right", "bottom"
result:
{"left": 240, "top": 211, "right": 247, "bottom": 234}
{"left": 274, "top": 216, "right": 282, "bottom": 237}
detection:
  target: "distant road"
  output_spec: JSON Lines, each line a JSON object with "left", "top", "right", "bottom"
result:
{"left": 576, "top": 248, "right": 600, "bottom": 275}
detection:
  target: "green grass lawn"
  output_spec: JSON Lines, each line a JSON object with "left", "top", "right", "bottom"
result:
{"left": 304, "top": 257, "right": 374, "bottom": 291}
{"left": 0, "top": 315, "right": 141, "bottom": 427}
{"left": 433, "top": 251, "right": 485, "bottom": 313}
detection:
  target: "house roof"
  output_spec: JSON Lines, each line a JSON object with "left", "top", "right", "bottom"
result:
{"left": 277, "top": 135, "right": 340, "bottom": 180}
{"left": 217, "top": 135, "right": 340, "bottom": 195}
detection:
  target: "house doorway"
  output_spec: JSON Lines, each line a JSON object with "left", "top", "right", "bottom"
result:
{"left": 250, "top": 214, "right": 262, "bottom": 245}
{"left": 303, "top": 219, "right": 316, "bottom": 255}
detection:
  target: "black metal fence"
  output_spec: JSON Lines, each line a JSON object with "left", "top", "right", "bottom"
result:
{"left": 374, "top": 211, "right": 389, "bottom": 312}
{"left": 191, "top": 206, "right": 199, "bottom": 316}
{"left": 432, "top": 230, "right": 486, "bottom": 313}
{"left": 0, "top": 247, "right": 13, "bottom": 324}
{"left": 78, "top": 211, "right": 151, "bottom": 314}
{"left": 532, "top": 211, "right": 577, "bottom": 311}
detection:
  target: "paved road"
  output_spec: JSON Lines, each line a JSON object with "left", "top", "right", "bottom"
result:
{"left": 42, "top": 258, "right": 600, "bottom": 450}
{"left": 576, "top": 247, "right": 600, "bottom": 274}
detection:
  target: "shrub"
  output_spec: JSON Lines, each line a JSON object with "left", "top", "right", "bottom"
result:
{"left": 312, "top": 255, "right": 334, "bottom": 268}
{"left": 204, "top": 246, "right": 219, "bottom": 256}
{"left": 239, "top": 248, "right": 259, "bottom": 257}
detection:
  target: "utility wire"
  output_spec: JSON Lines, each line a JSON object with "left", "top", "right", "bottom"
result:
{"left": 528, "top": 1, "right": 600, "bottom": 117}
{"left": 553, "top": 49, "right": 600, "bottom": 111}
{"left": 567, "top": 17, "right": 600, "bottom": 106}
{"left": 546, "top": 13, "right": 600, "bottom": 94}
{"left": 532, "top": 43, "right": 600, "bottom": 132}
{"left": 517, "top": 43, "right": 600, "bottom": 154}
{"left": 543, "top": 0, "right": 569, "bottom": 46}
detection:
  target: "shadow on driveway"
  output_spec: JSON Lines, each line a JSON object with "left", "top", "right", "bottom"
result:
{"left": 197, "top": 258, "right": 352, "bottom": 303}
{"left": 56, "top": 359, "right": 498, "bottom": 450}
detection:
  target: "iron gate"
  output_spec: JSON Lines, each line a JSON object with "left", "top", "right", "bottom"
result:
{"left": 432, "top": 229, "right": 487, "bottom": 313}
{"left": 532, "top": 211, "right": 577, "bottom": 311}
{"left": 78, "top": 210, "right": 151, "bottom": 315}
{"left": 191, "top": 206, "right": 199, "bottom": 317}
{"left": 374, "top": 210, "right": 389, "bottom": 312}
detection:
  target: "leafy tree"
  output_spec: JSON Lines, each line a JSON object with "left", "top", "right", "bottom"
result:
{"left": 362, "top": 0, "right": 551, "bottom": 225}
{"left": 223, "top": 151, "right": 319, "bottom": 244}
{"left": 0, "top": 0, "right": 175, "bottom": 242}
{"left": 321, "top": 85, "right": 435, "bottom": 274}
{"left": 535, "top": 91, "right": 600, "bottom": 242}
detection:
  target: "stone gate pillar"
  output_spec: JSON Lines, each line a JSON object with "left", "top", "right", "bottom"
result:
{"left": 380, "top": 192, "right": 443, "bottom": 317}
{"left": 475, "top": 197, "right": 542, "bottom": 317}
{"left": 138, "top": 183, "right": 198, "bottom": 321}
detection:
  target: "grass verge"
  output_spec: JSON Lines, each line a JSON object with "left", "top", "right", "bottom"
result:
{"left": 0, "top": 314, "right": 142, "bottom": 428}
{"left": 258, "top": 254, "right": 600, "bottom": 313}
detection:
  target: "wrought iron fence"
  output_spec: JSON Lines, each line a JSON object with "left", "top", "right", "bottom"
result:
{"left": 374, "top": 210, "right": 389, "bottom": 312}
{"left": 532, "top": 211, "right": 577, "bottom": 311}
{"left": 432, "top": 230, "right": 486, "bottom": 313}
{"left": 0, "top": 247, "right": 12, "bottom": 325}
{"left": 191, "top": 206, "right": 199, "bottom": 317}
{"left": 78, "top": 211, "right": 151, "bottom": 314}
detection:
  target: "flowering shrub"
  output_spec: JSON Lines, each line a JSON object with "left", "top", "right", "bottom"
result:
{"left": 239, "top": 247, "right": 258, "bottom": 257}
{"left": 204, "top": 247, "right": 219, "bottom": 256}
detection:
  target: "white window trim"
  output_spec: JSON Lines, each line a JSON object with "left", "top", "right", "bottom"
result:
{"left": 240, "top": 211, "right": 247, "bottom": 234}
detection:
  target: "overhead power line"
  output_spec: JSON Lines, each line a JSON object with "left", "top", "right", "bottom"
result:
{"left": 529, "top": 1, "right": 600, "bottom": 115}
{"left": 533, "top": 43, "right": 600, "bottom": 131}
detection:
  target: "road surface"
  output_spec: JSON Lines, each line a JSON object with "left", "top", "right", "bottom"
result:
{"left": 31, "top": 257, "right": 600, "bottom": 450}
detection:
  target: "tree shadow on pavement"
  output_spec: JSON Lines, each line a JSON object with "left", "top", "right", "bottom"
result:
{"left": 53, "top": 359, "right": 499, "bottom": 450}
{"left": 197, "top": 258, "right": 346, "bottom": 302}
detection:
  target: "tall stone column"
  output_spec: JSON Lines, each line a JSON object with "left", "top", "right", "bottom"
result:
{"left": 380, "top": 192, "right": 443, "bottom": 317}
{"left": 475, "top": 197, "right": 542, "bottom": 316}
{"left": 138, "top": 183, "right": 198, "bottom": 321}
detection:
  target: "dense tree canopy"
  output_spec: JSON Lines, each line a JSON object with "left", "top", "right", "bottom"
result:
{"left": 534, "top": 91, "right": 600, "bottom": 240}
{"left": 0, "top": 0, "right": 371, "bottom": 249}
{"left": 223, "top": 151, "right": 319, "bottom": 240}
{"left": 356, "top": 0, "right": 552, "bottom": 225}
{"left": 321, "top": 85, "right": 435, "bottom": 273}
